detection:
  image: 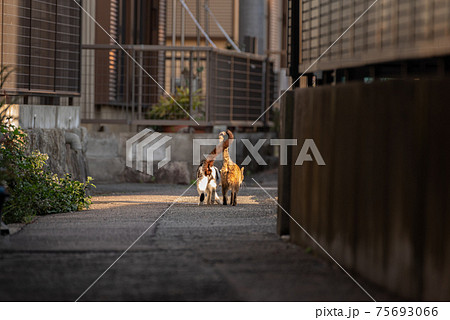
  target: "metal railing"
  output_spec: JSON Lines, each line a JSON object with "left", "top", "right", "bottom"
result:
{"left": 81, "top": 45, "right": 276, "bottom": 127}
{"left": 0, "top": 0, "right": 81, "bottom": 96}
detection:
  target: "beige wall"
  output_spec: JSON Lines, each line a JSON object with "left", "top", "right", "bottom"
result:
{"left": 166, "top": 0, "right": 238, "bottom": 47}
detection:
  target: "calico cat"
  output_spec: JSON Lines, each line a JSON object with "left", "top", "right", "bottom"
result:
{"left": 196, "top": 136, "right": 227, "bottom": 205}
{"left": 196, "top": 161, "right": 220, "bottom": 204}
{"left": 219, "top": 130, "right": 244, "bottom": 206}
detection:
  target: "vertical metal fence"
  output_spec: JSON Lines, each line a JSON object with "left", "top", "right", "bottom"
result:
{"left": 0, "top": 0, "right": 81, "bottom": 95}
{"left": 299, "top": 0, "right": 450, "bottom": 73}
{"left": 81, "top": 45, "right": 275, "bottom": 127}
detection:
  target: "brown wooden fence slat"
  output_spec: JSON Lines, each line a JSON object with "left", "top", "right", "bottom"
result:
{"left": 281, "top": 79, "right": 450, "bottom": 300}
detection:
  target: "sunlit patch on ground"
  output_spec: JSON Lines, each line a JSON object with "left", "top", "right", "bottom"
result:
{"left": 91, "top": 194, "right": 263, "bottom": 209}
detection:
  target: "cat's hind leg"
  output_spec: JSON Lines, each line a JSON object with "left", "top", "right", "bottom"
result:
{"left": 206, "top": 190, "right": 212, "bottom": 204}
{"left": 199, "top": 193, "right": 205, "bottom": 205}
{"left": 214, "top": 190, "right": 220, "bottom": 204}
{"left": 207, "top": 178, "right": 217, "bottom": 205}
{"left": 209, "top": 187, "right": 217, "bottom": 204}
{"left": 222, "top": 187, "right": 228, "bottom": 205}
{"left": 197, "top": 176, "right": 208, "bottom": 205}
{"left": 231, "top": 188, "right": 239, "bottom": 206}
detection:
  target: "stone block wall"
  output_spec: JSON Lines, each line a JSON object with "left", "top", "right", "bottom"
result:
{"left": 25, "top": 128, "right": 88, "bottom": 182}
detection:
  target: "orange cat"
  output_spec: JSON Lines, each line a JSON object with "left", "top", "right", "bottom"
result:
{"left": 219, "top": 130, "right": 244, "bottom": 206}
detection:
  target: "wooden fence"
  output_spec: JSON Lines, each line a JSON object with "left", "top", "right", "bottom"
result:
{"left": 278, "top": 79, "right": 450, "bottom": 300}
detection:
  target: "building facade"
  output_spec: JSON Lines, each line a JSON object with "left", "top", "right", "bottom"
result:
{"left": 287, "top": 0, "right": 450, "bottom": 86}
{"left": 0, "top": 0, "right": 81, "bottom": 129}
{"left": 80, "top": 0, "right": 281, "bottom": 131}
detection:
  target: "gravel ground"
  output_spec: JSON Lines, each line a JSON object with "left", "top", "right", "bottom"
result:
{"left": 0, "top": 171, "right": 398, "bottom": 301}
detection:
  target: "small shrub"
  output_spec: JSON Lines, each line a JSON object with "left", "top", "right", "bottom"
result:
{"left": 147, "top": 86, "right": 204, "bottom": 120}
{"left": 0, "top": 123, "right": 95, "bottom": 224}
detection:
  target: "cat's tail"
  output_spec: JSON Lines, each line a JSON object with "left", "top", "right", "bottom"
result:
{"left": 225, "top": 129, "right": 234, "bottom": 142}
{"left": 202, "top": 130, "right": 233, "bottom": 174}
{"left": 218, "top": 129, "right": 234, "bottom": 164}
{"left": 218, "top": 129, "right": 234, "bottom": 148}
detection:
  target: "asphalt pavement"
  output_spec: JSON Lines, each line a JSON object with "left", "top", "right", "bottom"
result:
{"left": 0, "top": 171, "right": 397, "bottom": 301}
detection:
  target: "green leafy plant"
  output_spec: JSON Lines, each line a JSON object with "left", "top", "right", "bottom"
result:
{"left": 0, "top": 124, "right": 95, "bottom": 224}
{"left": 1, "top": 65, "right": 93, "bottom": 224}
{"left": 0, "top": 66, "right": 14, "bottom": 123}
{"left": 147, "top": 87, "right": 204, "bottom": 120}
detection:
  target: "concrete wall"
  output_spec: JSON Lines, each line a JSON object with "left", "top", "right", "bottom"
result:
{"left": 2, "top": 103, "right": 87, "bottom": 182}
{"left": 85, "top": 131, "right": 277, "bottom": 184}
{"left": 25, "top": 128, "right": 88, "bottom": 182}
{"left": 5, "top": 105, "right": 80, "bottom": 129}
{"left": 278, "top": 79, "right": 450, "bottom": 301}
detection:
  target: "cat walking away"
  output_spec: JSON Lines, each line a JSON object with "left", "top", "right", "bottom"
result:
{"left": 196, "top": 161, "right": 220, "bottom": 204}
{"left": 196, "top": 136, "right": 227, "bottom": 205}
{"left": 219, "top": 130, "right": 244, "bottom": 206}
